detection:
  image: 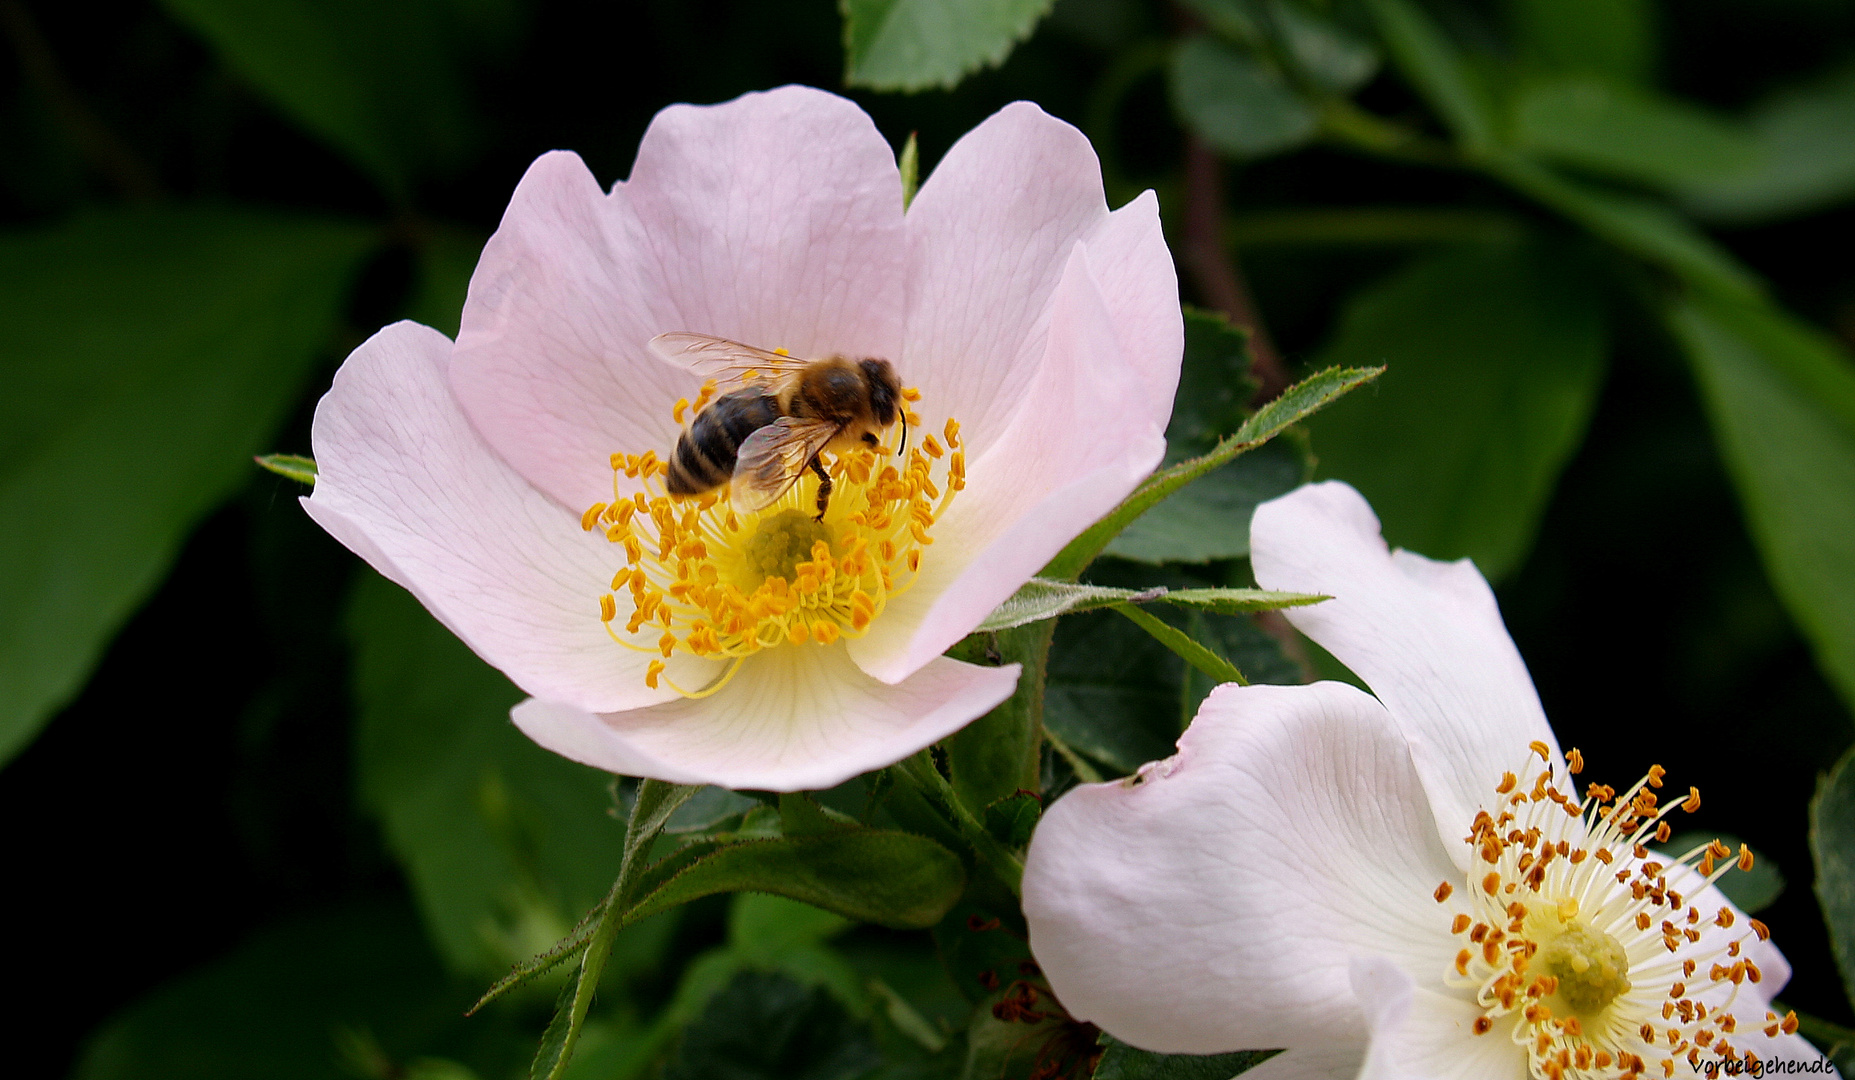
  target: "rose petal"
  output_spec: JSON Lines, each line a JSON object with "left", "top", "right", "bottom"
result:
{"left": 849, "top": 242, "right": 1166, "bottom": 682}
{"left": 1023, "top": 681, "right": 1462, "bottom": 1054}
{"left": 305, "top": 321, "right": 681, "bottom": 714}
{"left": 1351, "top": 957, "right": 1527, "bottom": 1080}
{"left": 511, "top": 648, "right": 1019, "bottom": 791}
{"left": 1240, "top": 1046, "right": 1367, "bottom": 1080}
{"left": 902, "top": 102, "right": 1176, "bottom": 457}
{"left": 452, "top": 86, "right": 908, "bottom": 511}
{"left": 1250, "top": 481, "right": 1558, "bottom": 861}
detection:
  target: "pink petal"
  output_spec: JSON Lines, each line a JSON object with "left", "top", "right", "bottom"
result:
{"left": 1351, "top": 958, "right": 1526, "bottom": 1080}
{"left": 901, "top": 102, "right": 1178, "bottom": 459}
{"left": 305, "top": 321, "right": 672, "bottom": 714}
{"left": 1023, "top": 682, "right": 1463, "bottom": 1055}
{"left": 451, "top": 86, "right": 908, "bottom": 511}
{"left": 1250, "top": 481, "right": 1557, "bottom": 862}
{"left": 510, "top": 648, "right": 1020, "bottom": 792}
{"left": 849, "top": 244, "right": 1166, "bottom": 682}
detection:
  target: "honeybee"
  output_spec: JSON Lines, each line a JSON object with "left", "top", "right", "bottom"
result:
{"left": 650, "top": 332, "right": 905, "bottom": 520}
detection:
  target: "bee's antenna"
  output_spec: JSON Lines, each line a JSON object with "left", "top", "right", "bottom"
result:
{"left": 898, "top": 410, "right": 907, "bottom": 456}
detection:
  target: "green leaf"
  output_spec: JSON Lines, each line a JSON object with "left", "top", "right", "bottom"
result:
{"left": 1104, "top": 438, "right": 1306, "bottom": 563}
{"left": 982, "top": 791, "right": 1041, "bottom": 848}
{"left": 349, "top": 575, "right": 676, "bottom": 979}
{"left": 1093, "top": 1033, "right": 1280, "bottom": 1079}
{"left": 1510, "top": 74, "right": 1762, "bottom": 190}
{"left": 1105, "top": 308, "right": 1307, "bottom": 564}
{"left": 255, "top": 453, "right": 319, "bottom": 485}
{"left": 841, "top": 0, "right": 1057, "bottom": 92}
{"left": 663, "top": 971, "right": 881, "bottom": 1080}
{"left": 1813, "top": 745, "right": 1855, "bottom": 1008}
{"left": 944, "top": 621, "right": 1050, "bottom": 816}
{"left": 158, "top": 0, "right": 517, "bottom": 199}
{"left": 1508, "top": 0, "right": 1655, "bottom": 85}
{"left": 1269, "top": 1, "right": 1379, "bottom": 94}
{"left": 1681, "top": 64, "right": 1855, "bottom": 225}
{"left": 1363, "top": 0, "right": 1496, "bottom": 151}
{"left": 1166, "top": 308, "right": 1256, "bottom": 456}
{"left": 1307, "top": 240, "right": 1607, "bottom": 580}
{"left": 1044, "top": 607, "right": 1189, "bottom": 774}
{"left": 0, "top": 208, "right": 372, "bottom": 768}
{"left": 1169, "top": 36, "right": 1318, "bottom": 159}
{"left": 1043, "top": 364, "right": 1380, "bottom": 581}
{"left": 73, "top": 903, "right": 529, "bottom": 1080}
{"left": 1664, "top": 290, "right": 1855, "bottom": 715}
{"left": 1491, "top": 156, "right": 1762, "bottom": 301}
{"left": 628, "top": 831, "right": 967, "bottom": 930}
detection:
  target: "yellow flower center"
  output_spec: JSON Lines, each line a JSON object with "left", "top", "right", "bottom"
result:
{"left": 580, "top": 395, "right": 965, "bottom": 697}
{"left": 1432, "top": 742, "right": 1797, "bottom": 1080}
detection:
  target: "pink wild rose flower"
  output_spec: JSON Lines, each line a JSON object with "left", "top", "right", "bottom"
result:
{"left": 302, "top": 86, "right": 1179, "bottom": 791}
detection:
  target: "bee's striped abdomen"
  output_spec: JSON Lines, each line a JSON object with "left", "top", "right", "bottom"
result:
{"left": 667, "top": 387, "right": 780, "bottom": 496}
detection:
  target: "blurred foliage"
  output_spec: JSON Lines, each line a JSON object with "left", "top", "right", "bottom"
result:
{"left": 7, "top": 0, "right": 1855, "bottom": 1075}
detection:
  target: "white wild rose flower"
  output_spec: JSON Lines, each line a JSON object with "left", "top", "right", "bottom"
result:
{"left": 302, "top": 86, "right": 1178, "bottom": 791}
{"left": 1023, "top": 482, "right": 1834, "bottom": 1080}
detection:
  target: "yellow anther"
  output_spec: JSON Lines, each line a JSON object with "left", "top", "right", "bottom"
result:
{"left": 901, "top": 386, "right": 921, "bottom": 402}
{"left": 645, "top": 660, "right": 664, "bottom": 689}
{"left": 581, "top": 503, "right": 607, "bottom": 531}
{"left": 812, "top": 621, "right": 839, "bottom": 645}
{"left": 599, "top": 594, "right": 617, "bottom": 622}
{"left": 673, "top": 397, "right": 690, "bottom": 424}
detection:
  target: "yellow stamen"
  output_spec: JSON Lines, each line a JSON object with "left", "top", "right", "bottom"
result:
{"left": 588, "top": 393, "right": 962, "bottom": 697}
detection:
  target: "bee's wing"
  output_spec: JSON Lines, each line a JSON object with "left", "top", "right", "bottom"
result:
{"left": 649, "top": 332, "right": 812, "bottom": 380}
{"left": 730, "top": 417, "right": 839, "bottom": 515}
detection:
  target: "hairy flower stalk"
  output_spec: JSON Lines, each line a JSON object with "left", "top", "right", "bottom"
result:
{"left": 1022, "top": 482, "right": 1830, "bottom": 1080}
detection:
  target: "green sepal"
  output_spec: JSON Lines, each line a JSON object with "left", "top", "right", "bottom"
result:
{"left": 978, "top": 577, "right": 1326, "bottom": 632}
{"left": 981, "top": 791, "right": 1041, "bottom": 849}
{"left": 1112, "top": 603, "right": 1249, "bottom": 686}
{"left": 1042, "top": 365, "right": 1381, "bottom": 581}
{"left": 254, "top": 453, "right": 318, "bottom": 485}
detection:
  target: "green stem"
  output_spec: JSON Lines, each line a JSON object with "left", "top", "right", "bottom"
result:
{"left": 544, "top": 779, "right": 696, "bottom": 1080}
{"left": 1317, "top": 98, "right": 1466, "bottom": 169}
{"left": 1112, "top": 603, "right": 1248, "bottom": 686}
{"left": 1043, "top": 727, "right": 1104, "bottom": 785}
{"left": 895, "top": 751, "right": 1025, "bottom": 896}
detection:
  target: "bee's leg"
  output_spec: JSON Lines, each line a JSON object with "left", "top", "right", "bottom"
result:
{"left": 809, "top": 456, "right": 833, "bottom": 521}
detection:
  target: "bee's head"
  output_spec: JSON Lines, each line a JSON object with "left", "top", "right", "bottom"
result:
{"left": 859, "top": 358, "right": 902, "bottom": 448}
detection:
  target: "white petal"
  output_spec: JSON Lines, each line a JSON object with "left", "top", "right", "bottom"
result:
{"left": 1351, "top": 957, "right": 1527, "bottom": 1080}
{"left": 452, "top": 87, "right": 908, "bottom": 511}
{"left": 848, "top": 242, "right": 1166, "bottom": 682}
{"left": 1240, "top": 1046, "right": 1366, "bottom": 1080}
{"left": 1023, "top": 681, "right": 1463, "bottom": 1055}
{"left": 306, "top": 321, "right": 672, "bottom": 713}
{"left": 902, "top": 102, "right": 1177, "bottom": 458}
{"left": 511, "top": 647, "right": 1019, "bottom": 792}
{"left": 1250, "top": 481, "right": 1557, "bottom": 861}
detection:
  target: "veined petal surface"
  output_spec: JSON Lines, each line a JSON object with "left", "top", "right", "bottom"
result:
{"left": 305, "top": 322, "right": 671, "bottom": 715}
{"left": 1022, "top": 681, "right": 1461, "bottom": 1055}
